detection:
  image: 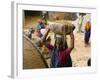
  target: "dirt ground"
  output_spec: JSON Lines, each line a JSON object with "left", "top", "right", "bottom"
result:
{"left": 23, "top": 37, "right": 48, "bottom": 69}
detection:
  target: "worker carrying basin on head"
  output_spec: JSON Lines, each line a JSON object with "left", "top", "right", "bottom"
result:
{"left": 40, "top": 20, "right": 75, "bottom": 67}
{"left": 41, "top": 21, "right": 75, "bottom": 67}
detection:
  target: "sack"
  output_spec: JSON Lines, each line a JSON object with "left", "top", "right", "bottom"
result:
{"left": 49, "top": 20, "right": 75, "bottom": 35}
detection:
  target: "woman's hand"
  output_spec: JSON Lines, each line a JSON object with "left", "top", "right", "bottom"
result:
{"left": 42, "top": 29, "right": 50, "bottom": 42}
{"left": 69, "top": 32, "right": 74, "bottom": 50}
